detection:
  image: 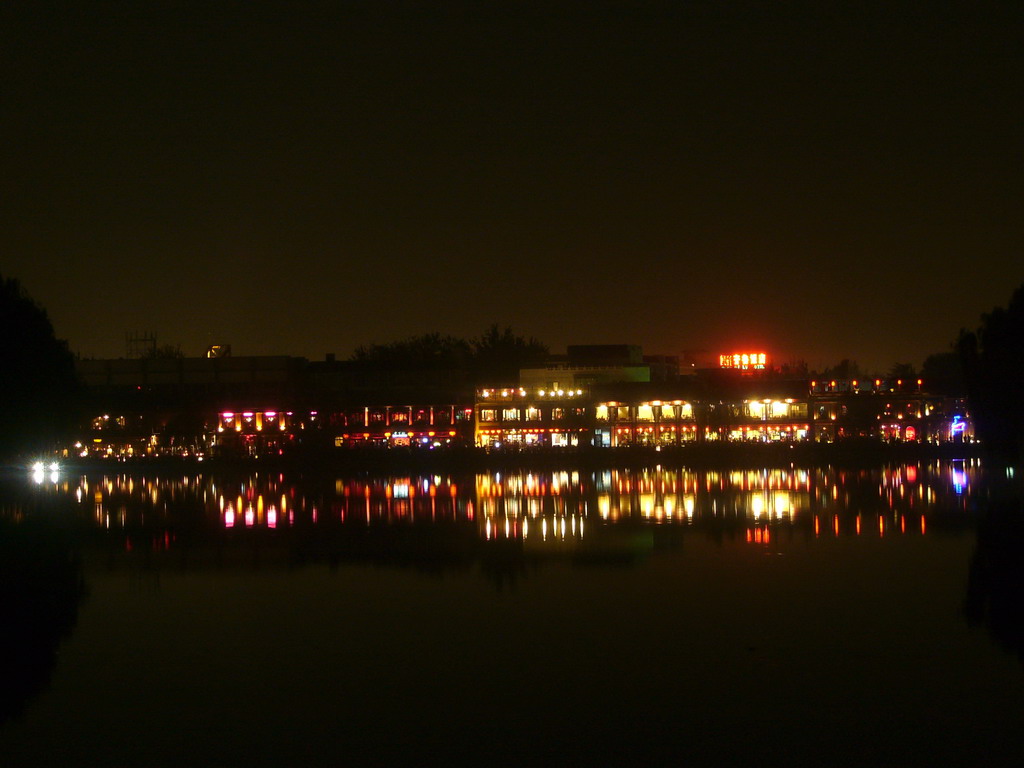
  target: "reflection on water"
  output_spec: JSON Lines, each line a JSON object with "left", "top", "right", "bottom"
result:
{"left": 0, "top": 501, "right": 86, "bottom": 727}
{"left": 8, "top": 459, "right": 1007, "bottom": 600}
{"left": 965, "top": 497, "right": 1024, "bottom": 664}
{"left": 25, "top": 459, "right": 989, "bottom": 555}
{"left": 4, "top": 459, "right": 1024, "bottom": 765}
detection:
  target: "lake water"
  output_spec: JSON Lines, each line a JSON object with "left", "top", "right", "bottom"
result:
{"left": 1, "top": 460, "right": 1023, "bottom": 766}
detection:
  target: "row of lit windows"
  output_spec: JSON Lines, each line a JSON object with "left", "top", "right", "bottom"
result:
{"left": 329, "top": 407, "right": 473, "bottom": 428}
{"left": 595, "top": 403, "right": 696, "bottom": 422}
{"left": 219, "top": 411, "right": 295, "bottom": 432}
{"left": 478, "top": 406, "right": 587, "bottom": 423}
{"left": 478, "top": 401, "right": 821, "bottom": 424}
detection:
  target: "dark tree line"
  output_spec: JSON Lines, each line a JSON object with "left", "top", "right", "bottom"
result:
{"left": 812, "top": 357, "right": 961, "bottom": 387}
{"left": 0, "top": 275, "right": 80, "bottom": 461}
{"left": 957, "top": 283, "right": 1024, "bottom": 458}
{"left": 351, "top": 323, "right": 549, "bottom": 384}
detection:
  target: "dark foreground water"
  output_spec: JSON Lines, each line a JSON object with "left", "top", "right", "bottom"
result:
{"left": 1, "top": 460, "right": 1023, "bottom": 766}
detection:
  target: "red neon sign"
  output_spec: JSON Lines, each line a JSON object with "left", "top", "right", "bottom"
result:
{"left": 719, "top": 352, "right": 767, "bottom": 369}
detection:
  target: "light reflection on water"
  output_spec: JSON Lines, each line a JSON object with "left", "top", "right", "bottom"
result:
{"left": 3, "top": 459, "right": 1024, "bottom": 766}
{"left": 27, "top": 459, "right": 992, "bottom": 557}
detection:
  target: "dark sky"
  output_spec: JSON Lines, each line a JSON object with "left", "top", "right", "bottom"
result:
{"left": 4, "top": 1, "right": 1022, "bottom": 372}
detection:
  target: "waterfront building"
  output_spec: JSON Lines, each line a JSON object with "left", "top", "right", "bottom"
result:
{"left": 808, "top": 378, "right": 971, "bottom": 443}
{"left": 325, "top": 402, "right": 475, "bottom": 449}
{"left": 69, "top": 348, "right": 974, "bottom": 459}
{"left": 475, "top": 386, "right": 590, "bottom": 448}
{"left": 473, "top": 379, "right": 812, "bottom": 447}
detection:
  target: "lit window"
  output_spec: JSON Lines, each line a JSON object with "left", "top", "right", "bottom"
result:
{"left": 636, "top": 405, "right": 655, "bottom": 422}
{"left": 526, "top": 407, "right": 542, "bottom": 421}
{"left": 551, "top": 408, "right": 565, "bottom": 420}
{"left": 479, "top": 409, "right": 497, "bottom": 422}
{"left": 502, "top": 408, "right": 521, "bottom": 421}
{"left": 595, "top": 405, "right": 609, "bottom": 422}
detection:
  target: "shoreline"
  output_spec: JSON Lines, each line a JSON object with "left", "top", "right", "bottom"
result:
{"left": 13, "top": 440, "right": 996, "bottom": 478}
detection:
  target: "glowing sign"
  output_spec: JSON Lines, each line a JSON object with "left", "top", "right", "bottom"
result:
{"left": 904, "top": 425, "right": 917, "bottom": 441}
{"left": 719, "top": 352, "right": 768, "bottom": 370}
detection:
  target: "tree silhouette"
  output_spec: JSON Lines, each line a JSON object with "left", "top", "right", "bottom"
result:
{"left": 352, "top": 333, "right": 472, "bottom": 369}
{"left": 921, "top": 349, "right": 965, "bottom": 395}
{"left": 958, "top": 283, "right": 1024, "bottom": 457}
{"left": 819, "top": 358, "right": 865, "bottom": 381}
{"left": 471, "top": 324, "right": 549, "bottom": 384}
{"left": 349, "top": 325, "right": 549, "bottom": 385}
{"left": 886, "top": 361, "right": 918, "bottom": 382}
{"left": 0, "top": 275, "right": 80, "bottom": 460}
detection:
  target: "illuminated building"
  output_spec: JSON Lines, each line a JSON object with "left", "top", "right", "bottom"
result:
{"left": 474, "top": 380, "right": 811, "bottom": 447}
{"left": 807, "top": 379, "right": 971, "bottom": 443}
{"left": 326, "top": 403, "right": 475, "bottom": 449}
{"left": 475, "top": 387, "right": 590, "bottom": 448}
{"left": 70, "top": 349, "right": 974, "bottom": 458}
{"left": 473, "top": 377, "right": 970, "bottom": 448}
{"left": 591, "top": 390, "right": 701, "bottom": 447}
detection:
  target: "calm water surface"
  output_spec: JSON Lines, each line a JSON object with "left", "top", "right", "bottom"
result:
{"left": 1, "top": 460, "right": 1023, "bottom": 766}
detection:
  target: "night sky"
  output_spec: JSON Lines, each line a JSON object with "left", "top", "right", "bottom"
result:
{"left": 4, "top": 1, "right": 1022, "bottom": 372}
